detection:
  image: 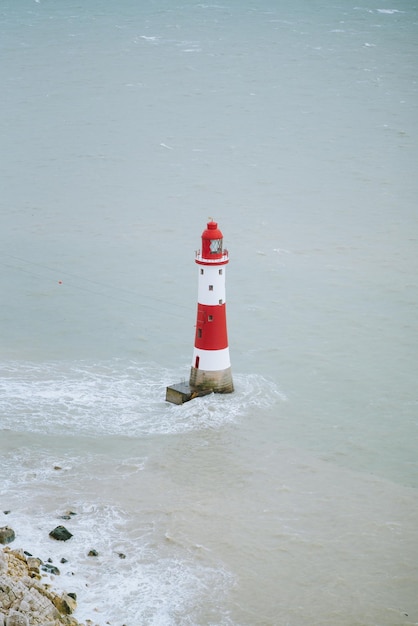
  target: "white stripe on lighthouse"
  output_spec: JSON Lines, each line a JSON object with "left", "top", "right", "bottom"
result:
{"left": 192, "top": 347, "right": 231, "bottom": 371}
{"left": 197, "top": 265, "right": 226, "bottom": 305}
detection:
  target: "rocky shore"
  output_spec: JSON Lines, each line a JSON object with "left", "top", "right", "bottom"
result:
{"left": 0, "top": 543, "right": 98, "bottom": 626}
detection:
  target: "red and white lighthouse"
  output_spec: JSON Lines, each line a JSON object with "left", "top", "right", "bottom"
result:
{"left": 189, "top": 220, "right": 233, "bottom": 394}
{"left": 166, "top": 219, "right": 233, "bottom": 404}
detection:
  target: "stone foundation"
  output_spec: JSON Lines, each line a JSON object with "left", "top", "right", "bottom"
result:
{"left": 166, "top": 367, "right": 233, "bottom": 404}
{"left": 189, "top": 366, "right": 234, "bottom": 394}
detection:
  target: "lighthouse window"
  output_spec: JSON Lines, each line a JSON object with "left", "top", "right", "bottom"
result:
{"left": 200, "top": 269, "right": 204, "bottom": 275}
{"left": 197, "top": 329, "right": 202, "bottom": 338}
{"left": 210, "top": 239, "right": 222, "bottom": 254}
{"left": 219, "top": 269, "right": 223, "bottom": 275}
{"left": 208, "top": 315, "right": 213, "bottom": 321}
{"left": 219, "top": 299, "right": 223, "bottom": 305}
{"left": 209, "top": 285, "right": 213, "bottom": 291}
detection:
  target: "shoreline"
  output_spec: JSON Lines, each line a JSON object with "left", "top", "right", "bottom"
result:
{"left": 0, "top": 545, "right": 99, "bottom": 626}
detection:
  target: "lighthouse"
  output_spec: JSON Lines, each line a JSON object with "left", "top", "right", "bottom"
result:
{"left": 166, "top": 219, "right": 233, "bottom": 404}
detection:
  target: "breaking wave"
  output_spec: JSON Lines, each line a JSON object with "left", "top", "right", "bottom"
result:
{"left": 0, "top": 359, "right": 285, "bottom": 437}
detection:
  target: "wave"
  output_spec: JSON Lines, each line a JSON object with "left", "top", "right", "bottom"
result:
{"left": 6, "top": 502, "right": 235, "bottom": 626}
{"left": 0, "top": 359, "right": 285, "bottom": 437}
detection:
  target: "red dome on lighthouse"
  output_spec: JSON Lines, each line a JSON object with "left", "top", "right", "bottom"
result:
{"left": 201, "top": 220, "right": 224, "bottom": 260}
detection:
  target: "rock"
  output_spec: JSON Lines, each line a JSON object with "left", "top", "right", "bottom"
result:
{"left": 60, "top": 558, "right": 68, "bottom": 564}
{"left": 18, "top": 599, "right": 30, "bottom": 612}
{"left": 26, "top": 556, "right": 42, "bottom": 574}
{"left": 9, "top": 548, "right": 25, "bottom": 562}
{"left": 1, "top": 547, "right": 87, "bottom": 625}
{"left": 118, "top": 552, "right": 126, "bottom": 559}
{"left": 53, "top": 593, "right": 77, "bottom": 615}
{"left": 41, "top": 563, "right": 60, "bottom": 576}
{"left": 3, "top": 511, "right": 11, "bottom": 515}
{"left": 0, "top": 527, "right": 15, "bottom": 545}
{"left": 87, "top": 550, "right": 98, "bottom": 557}
{"left": 5, "top": 611, "right": 29, "bottom": 626}
{"left": 49, "top": 526, "right": 72, "bottom": 542}
{"left": 0, "top": 550, "right": 7, "bottom": 574}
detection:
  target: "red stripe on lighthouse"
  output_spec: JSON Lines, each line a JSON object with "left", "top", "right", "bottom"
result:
{"left": 194, "top": 303, "right": 228, "bottom": 350}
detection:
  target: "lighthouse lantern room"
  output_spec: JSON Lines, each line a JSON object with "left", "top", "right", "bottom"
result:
{"left": 166, "top": 219, "right": 234, "bottom": 404}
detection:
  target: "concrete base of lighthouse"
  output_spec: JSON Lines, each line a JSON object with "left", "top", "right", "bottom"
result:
{"left": 165, "top": 382, "right": 212, "bottom": 405}
{"left": 189, "top": 366, "right": 234, "bottom": 395}
{"left": 166, "top": 368, "right": 234, "bottom": 405}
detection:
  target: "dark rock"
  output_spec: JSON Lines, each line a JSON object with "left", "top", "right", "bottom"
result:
{"left": 23, "top": 550, "right": 32, "bottom": 556}
{"left": 0, "top": 526, "right": 16, "bottom": 544}
{"left": 67, "top": 592, "right": 77, "bottom": 601}
{"left": 49, "top": 525, "right": 73, "bottom": 541}
{"left": 3, "top": 510, "right": 11, "bottom": 515}
{"left": 54, "top": 466, "right": 62, "bottom": 470}
{"left": 59, "top": 515, "right": 72, "bottom": 520}
{"left": 87, "top": 549, "right": 98, "bottom": 557}
{"left": 118, "top": 552, "right": 126, "bottom": 559}
{"left": 60, "top": 557, "right": 68, "bottom": 564}
{"left": 41, "top": 563, "right": 60, "bottom": 575}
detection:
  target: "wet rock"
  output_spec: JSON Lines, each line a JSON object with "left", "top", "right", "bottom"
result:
{"left": 53, "top": 593, "right": 77, "bottom": 615}
{"left": 3, "top": 511, "right": 11, "bottom": 515}
{"left": 49, "top": 526, "right": 73, "bottom": 542}
{"left": 41, "top": 563, "right": 60, "bottom": 576}
{"left": 1, "top": 547, "right": 86, "bottom": 625}
{"left": 0, "top": 527, "right": 15, "bottom": 545}
{"left": 60, "top": 557, "right": 68, "bottom": 564}
{"left": 118, "top": 552, "right": 126, "bottom": 559}
{"left": 87, "top": 550, "right": 98, "bottom": 557}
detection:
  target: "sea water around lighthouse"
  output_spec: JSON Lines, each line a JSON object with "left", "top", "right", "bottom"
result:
{"left": 1, "top": 1, "right": 418, "bottom": 625}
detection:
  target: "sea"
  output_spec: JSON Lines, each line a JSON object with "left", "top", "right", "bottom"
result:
{"left": 0, "top": 1, "right": 417, "bottom": 625}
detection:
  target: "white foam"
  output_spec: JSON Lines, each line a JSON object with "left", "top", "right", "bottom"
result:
{"left": 0, "top": 360, "right": 285, "bottom": 437}
{"left": 0, "top": 360, "right": 281, "bottom": 623}
{"left": 377, "top": 9, "right": 403, "bottom": 14}
{"left": 5, "top": 502, "right": 235, "bottom": 626}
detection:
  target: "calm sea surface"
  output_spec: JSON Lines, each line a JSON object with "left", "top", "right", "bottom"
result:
{"left": 1, "top": 1, "right": 417, "bottom": 624}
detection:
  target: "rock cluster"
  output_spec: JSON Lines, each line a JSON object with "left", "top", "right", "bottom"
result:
{"left": 0, "top": 547, "right": 94, "bottom": 626}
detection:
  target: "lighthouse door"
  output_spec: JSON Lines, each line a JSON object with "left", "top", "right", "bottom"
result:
{"left": 195, "top": 356, "right": 200, "bottom": 369}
